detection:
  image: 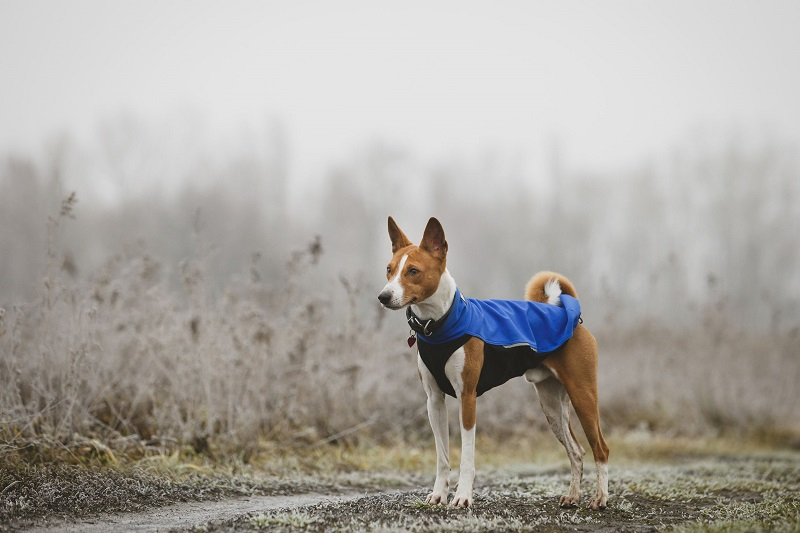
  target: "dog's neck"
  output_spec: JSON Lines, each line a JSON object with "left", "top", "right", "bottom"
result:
{"left": 410, "top": 269, "right": 457, "bottom": 321}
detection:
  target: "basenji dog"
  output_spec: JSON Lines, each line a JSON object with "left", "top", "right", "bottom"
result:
{"left": 378, "top": 217, "right": 609, "bottom": 510}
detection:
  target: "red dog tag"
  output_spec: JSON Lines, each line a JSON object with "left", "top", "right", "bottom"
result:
{"left": 407, "top": 335, "right": 417, "bottom": 348}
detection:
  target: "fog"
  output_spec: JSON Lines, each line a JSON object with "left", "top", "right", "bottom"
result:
{"left": 4, "top": 2, "right": 800, "bottom": 178}
{"left": 2, "top": 2, "right": 800, "bottom": 448}
{"left": 3, "top": 1, "right": 800, "bottom": 324}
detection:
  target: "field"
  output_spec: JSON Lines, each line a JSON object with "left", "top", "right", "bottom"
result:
{"left": 2, "top": 435, "right": 799, "bottom": 532}
{"left": 1, "top": 135, "right": 800, "bottom": 530}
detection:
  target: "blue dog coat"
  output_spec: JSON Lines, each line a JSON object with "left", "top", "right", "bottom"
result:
{"left": 414, "top": 289, "right": 581, "bottom": 398}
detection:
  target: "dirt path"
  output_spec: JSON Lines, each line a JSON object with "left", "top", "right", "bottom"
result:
{"left": 23, "top": 492, "right": 368, "bottom": 533}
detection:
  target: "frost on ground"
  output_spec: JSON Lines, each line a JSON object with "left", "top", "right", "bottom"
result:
{"left": 3, "top": 448, "right": 800, "bottom": 532}
{"left": 203, "top": 455, "right": 800, "bottom": 533}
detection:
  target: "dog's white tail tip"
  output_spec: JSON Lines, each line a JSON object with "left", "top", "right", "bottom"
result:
{"left": 544, "top": 278, "right": 562, "bottom": 306}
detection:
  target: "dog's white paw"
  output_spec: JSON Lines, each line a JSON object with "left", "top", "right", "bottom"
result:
{"left": 425, "top": 490, "right": 448, "bottom": 505}
{"left": 559, "top": 493, "right": 580, "bottom": 508}
{"left": 589, "top": 493, "right": 607, "bottom": 510}
{"left": 450, "top": 490, "right": 473, "bottom": 508}
{"left": 425, "top": 477, "right": 449, "bottom": 505}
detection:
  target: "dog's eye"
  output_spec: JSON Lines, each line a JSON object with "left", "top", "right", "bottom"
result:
{"left": 407, "top": 268, "right": 420, "bottom": 276}
{"left": 386, "top": 266, "right": 392, "bottom": 276}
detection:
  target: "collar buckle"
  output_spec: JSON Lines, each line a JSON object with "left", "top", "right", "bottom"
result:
{"left": 406, "top": 311, "right": 435, "bottom": 336}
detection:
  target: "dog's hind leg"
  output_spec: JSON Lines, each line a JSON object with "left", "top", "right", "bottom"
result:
{"left": 562, "top": 379, "right": 609, "bottom": 510}
{"left": 533, "top": 376, "right": 585, "bottom": 507}
{"left": 543, "top": 328, "right": 609, "bottom": 510}
{"left": 568, "top": 419, "right": 586, "bottom": 457}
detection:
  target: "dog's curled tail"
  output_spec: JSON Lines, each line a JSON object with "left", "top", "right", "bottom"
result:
{"left": 524, "top": 271, "right": 578, "bottom": 306}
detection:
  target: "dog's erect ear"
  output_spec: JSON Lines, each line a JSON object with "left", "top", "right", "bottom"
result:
{"left": 420, "top": 217, "right": 448, "bottom": 259}
{"left": 388, "top": 216, "right": 412, "bottom": 253}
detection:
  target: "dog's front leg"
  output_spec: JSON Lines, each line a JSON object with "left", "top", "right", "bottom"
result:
{"left": 447, "top": 340, "right": 483, "bottom": 509}
{"left": 419, "top": 355, "right": 450, "bottom": 504}
{"left": 425, "top": 389, "right": 450, "bottom": 504}
{"left": 451, "top": 390, "right": 476, "bottom": 508}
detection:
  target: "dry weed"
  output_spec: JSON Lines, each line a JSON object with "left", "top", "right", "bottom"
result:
{"left": 0, "top": 189, "right": 798, "bottom": 461}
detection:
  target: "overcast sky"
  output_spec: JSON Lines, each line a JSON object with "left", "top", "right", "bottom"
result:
{"left": 2, "top": 1, "right": 799, "bottom": 189}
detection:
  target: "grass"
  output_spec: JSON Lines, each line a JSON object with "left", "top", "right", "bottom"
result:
{"left": 249, "top": 510, "right": 320, "bottom": 530}
{"left": 2, "top": 431, "right": 799, "bottom": 531}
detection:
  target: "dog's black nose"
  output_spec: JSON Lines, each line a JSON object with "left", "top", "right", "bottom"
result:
{"left": 378, "top": 291, "right": 392, "bottom": 305}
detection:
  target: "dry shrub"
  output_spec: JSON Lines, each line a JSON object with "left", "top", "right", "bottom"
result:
{"left": 596, "top": 320, "right": 800, "bottom": 437}
{"left": 0, "top": 200, "right": 425, "bottom": 454}
{"left": 1, "top": 192, "right": 799, "bottom": 459}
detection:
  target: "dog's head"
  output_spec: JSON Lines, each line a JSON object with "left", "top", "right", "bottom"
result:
{"left": 377, "top": 217, "right": 448, "bottom": 310}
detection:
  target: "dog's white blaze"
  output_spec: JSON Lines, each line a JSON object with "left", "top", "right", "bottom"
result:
{"left": 381, "top": 253, "right": 408, "bottom": 307}
{"left": 544, "top": 278, "right": 562, "bottom": 306}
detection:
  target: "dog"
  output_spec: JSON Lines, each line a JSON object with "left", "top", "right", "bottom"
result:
{"left": 378, "top": 217, "right": 609, "bottom": 510}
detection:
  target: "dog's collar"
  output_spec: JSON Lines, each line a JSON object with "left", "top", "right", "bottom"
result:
{"left": 406, "top": 290, "right": 461, "bottom": 337}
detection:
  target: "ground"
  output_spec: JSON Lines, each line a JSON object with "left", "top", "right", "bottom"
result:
{"left": 206, "top": 455, "right": 800, "bottom": 533}
{"left": 2, "top": 435, "right": 799, "bottom": 532}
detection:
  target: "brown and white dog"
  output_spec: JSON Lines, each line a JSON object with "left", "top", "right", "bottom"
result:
{"left": 378, "top": 216, "right": 609, "bottom": 510}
